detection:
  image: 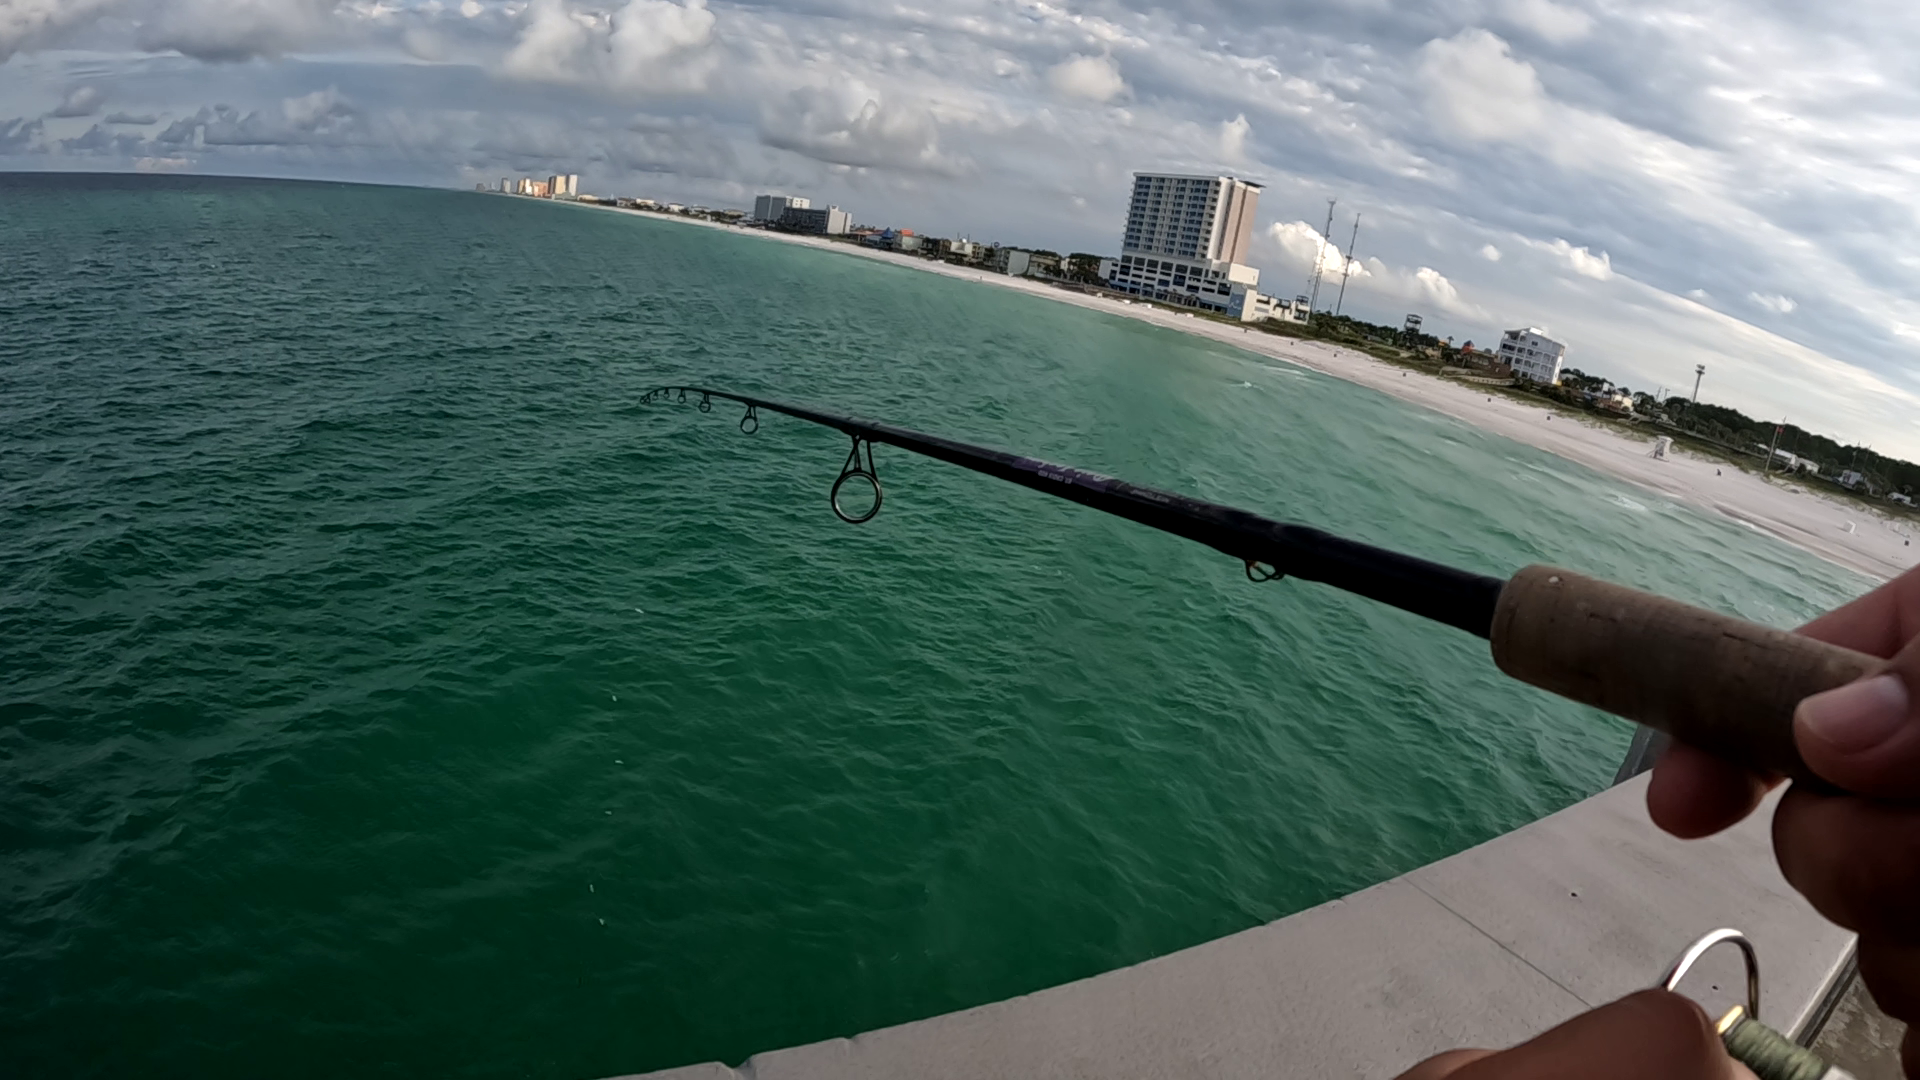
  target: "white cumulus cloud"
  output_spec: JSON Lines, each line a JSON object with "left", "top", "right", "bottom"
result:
{"left": 1359, "top": 258, "right": 1486, "bottom": 319}
{"left": 136, "top": 0, "right": 344, "bottom": 62}
{"left": 1750, "top": 292, "right": 1797, "bottom": 314}
{"left": 1499, "top": 0, "right": 1594, "bottom": 44}
{"left": 1412, "top": 266, "right": 1470, "bottom": 313}
{"left": 1417, "top": 29, "right": 1546, "bottom": 141}
{"left": 759, "top": 78, "right": 968, "bottom": 175}
{"left": 49, "top": 84, "right": 103, "bottom": 117}
{"left": 1263, "top": 220, "right": 1350, "bottom": 278}
{"left": 1046, "top": 54, "right": 1125, "bottom": 103}
{"left": 153, "top": 86, "right": 356, "bottom": 147}
{"left": 1544, "top": 238, "right": 1614, "bottom": 280}
{"left": 0, "top": 0, "right": 120, "bottom": 62}
{"left": 1260, "top": 221, "right": 1481, "bottom": 319}
{"left": 503, "top": 0, "right": 715, "bottom": 94}
{"left": 281, "top": 86, "right": 348, "bottom": 131}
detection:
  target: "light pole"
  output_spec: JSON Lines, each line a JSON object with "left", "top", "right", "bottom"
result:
{"left": 1692, "top": 364, "right": 1706, "bottom": 404}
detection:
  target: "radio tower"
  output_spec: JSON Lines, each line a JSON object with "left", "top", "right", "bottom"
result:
{"left": 1333, "top": 213, "right": 1362, "bottom": 318}
{"left": 1306, "top": 198, "right": 1336, "bottom": 318}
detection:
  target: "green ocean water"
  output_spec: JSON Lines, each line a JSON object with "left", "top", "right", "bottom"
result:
{"left": 0, "top": 174, "right": 1867, "bottom": 1078}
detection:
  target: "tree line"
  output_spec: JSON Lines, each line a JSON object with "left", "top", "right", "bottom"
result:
{"left": 1657, "top": 398, "right": 1917, "bottom": 496}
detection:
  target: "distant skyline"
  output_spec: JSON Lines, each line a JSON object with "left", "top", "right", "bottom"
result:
{"left": 5, "top": 1, "right": 1919, "bottom": 458}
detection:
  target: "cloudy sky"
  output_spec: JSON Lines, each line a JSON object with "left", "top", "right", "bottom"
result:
{"left": 5, "top": 0, "right": 1918, "bottom": 458}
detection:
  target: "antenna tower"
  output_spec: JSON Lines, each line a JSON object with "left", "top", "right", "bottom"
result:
{"left": 1306, "top": 198, "right": 1336, "bottom": 318}
{"left": 1333, "top": 213, "right": 1362, "bottom": 317}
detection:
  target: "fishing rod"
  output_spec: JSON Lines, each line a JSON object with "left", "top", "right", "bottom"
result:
{"left": 645, "top": 385, "right": 1879, "bottom": 782}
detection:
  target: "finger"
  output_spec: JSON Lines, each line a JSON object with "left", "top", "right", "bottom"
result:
{"left": 1773, "top": 787, "right": 1920, "bottom": 943}
{"left": 1447, "top": 990, "right": 1742, "bottom": 1080}
{"left": 1393, "top": 1049, "right": 1494, "bottom": 1079}
{"left": 1794, "top": 638, "right": 1920, "bottom": 798}
{"left": 1647, "top": 740, "right": 1772, "bottom": 839}
{"left": 1797, "top": 566, "right": 1920, "bottom": 657}
{"left": 1854, "top": 937, "right": 1920, "bottom": 1029}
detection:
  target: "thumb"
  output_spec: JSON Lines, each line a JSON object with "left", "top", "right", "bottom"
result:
{"left": 1794, "top": 636, "right": 1920, "bottom": 798}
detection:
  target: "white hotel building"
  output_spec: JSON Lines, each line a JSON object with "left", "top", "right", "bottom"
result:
{"left": 1496, "top": 328, "right": 1567, "bottom": 384}
{"left": 1105, "top": 174, "right": 1263, "bottom": 313}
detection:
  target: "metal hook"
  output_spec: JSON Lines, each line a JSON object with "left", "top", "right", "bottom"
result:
{"left": 831, "top": 435, "right": 883, "bottom": 524}
{"left": 677, "top": 388, "right": 688, "bottom": 403}
{"left": 1660, "top": 928, "right": 1760, "bottom": 1023}
{"left": 1245, "top": 560, "right": 1285, "bottom": 583}
{"left": 699, "top": 392, "right": 712, "bottom": 414}
{"left": 740, "top": 404, "right": 759, "bottom": 435}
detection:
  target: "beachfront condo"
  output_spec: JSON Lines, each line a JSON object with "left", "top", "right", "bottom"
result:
{"left": 1107, "top": 173, "right": 1264, "bottom": 314}
{"left": 1498, "top": 328, "right": 1568, "bottom": 384}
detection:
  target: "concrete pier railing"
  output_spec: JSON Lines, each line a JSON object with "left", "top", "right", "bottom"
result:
{"left": 620, "top": 774, "right": 1852, "bottom": 1080}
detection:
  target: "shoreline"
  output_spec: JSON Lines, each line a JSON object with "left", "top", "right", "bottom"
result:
{"left": 553, "top": 197, "right": 1917, "bottom": 583}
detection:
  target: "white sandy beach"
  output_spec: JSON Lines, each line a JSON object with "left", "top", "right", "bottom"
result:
{"left": 569, "top": 200, "right": 1919, "bottom": 583}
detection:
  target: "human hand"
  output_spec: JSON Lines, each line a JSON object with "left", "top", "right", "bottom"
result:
{"left": 1648, "top": 565, "right": 1920, "bottom": 1077}
{"left": 1394, "top": 989, "right": 1754, "bottom": 1079}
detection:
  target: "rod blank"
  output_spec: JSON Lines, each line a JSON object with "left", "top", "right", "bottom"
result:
{"left": 651, "top": 385, "right": 1506, "bottom": 637}
{"left": 652, "top": 386, "right": 1882, "bottom": 782}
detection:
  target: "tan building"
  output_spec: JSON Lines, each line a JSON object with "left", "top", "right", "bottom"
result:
{"left": 1109, "top": 173, "right": 1264, "bottom": 312}
{"left": 1121, "top": 173, "right": 1261, "bottom": 265}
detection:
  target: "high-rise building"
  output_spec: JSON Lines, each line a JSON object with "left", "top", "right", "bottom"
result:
{"left": 566, "top": 174, "right": 580, "bottom": 197}
{"left": 500, "top": 178, "right": 512, "bottom": 193}
{"left": 517, "top": 177, "right": 532, "bottom": 195}
{"left": 1121, "top": 174, "right": 1262, "bottom": 264}
{"left": 776, "top": 205, "right": 849, "bottom": 235}
{"left": 1105, "top": 173, "right": 1263, "bottom": 312}
{"left": 753, "top": 194, "right": 812, "bottom": 222}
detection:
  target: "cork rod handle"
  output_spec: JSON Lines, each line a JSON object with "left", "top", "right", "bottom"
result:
{"left": 1489, "top": 565, "right": 1882, "bottom": 783}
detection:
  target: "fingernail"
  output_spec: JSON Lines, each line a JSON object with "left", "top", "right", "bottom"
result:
{"left": 1800, "top": 674, "right": 1911, "bottom": 753}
